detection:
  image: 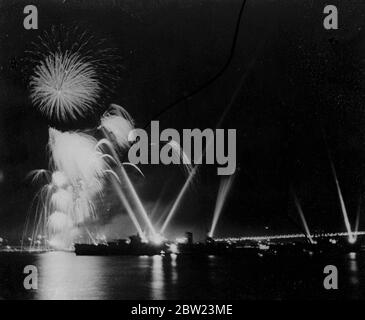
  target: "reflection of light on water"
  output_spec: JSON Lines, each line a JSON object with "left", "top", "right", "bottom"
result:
{"left": 347, "top": 253, "right": 359, "bottom": 287}
{"left": 36, "top": 252, "right": 105, "bottom": 300}
{"left": 171, "top": 254, "right": 177, "bottom": 267}
{"left": 149, "top": 255, "right": 179, "bottom": 299}
{"left": 36, "top": 252, "right": 180, "bottom": 300}
{"left": 151, "top": 255, "right": 164, "bottom": 299}
{"left": 170, "top": 254, "right": 178, "bottom": 283}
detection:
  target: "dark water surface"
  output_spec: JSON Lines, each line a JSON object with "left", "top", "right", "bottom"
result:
{"left": 0, "top": 251, "right": 364, "bottom": 300}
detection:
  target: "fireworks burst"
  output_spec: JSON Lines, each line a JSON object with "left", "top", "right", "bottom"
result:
{"left": 48, "top": 211, "right": 73, "bottom": 233}
{"left": 28, "top": 26, "right": 121, "bottom": 122}
{"left": 48, "top": 128, "right": 106, "bottom": 187}
{"left": 30, "top": 51, "right": 101, "bottom": 121}
{"left": 51, "top": 171, "right": 69, "bottom": 189}
{"left": 24, "top": 27, "right": 147, "bottom": 250}
{"left": 25, "top": 26, "right": 203, "bottom": 250}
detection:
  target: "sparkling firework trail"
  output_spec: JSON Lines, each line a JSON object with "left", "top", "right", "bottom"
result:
{"left": 27, "top": 169, "right": 51, "bottom": 184}
{"left": 100, "top": 104, "right": 135, "bottom": 149}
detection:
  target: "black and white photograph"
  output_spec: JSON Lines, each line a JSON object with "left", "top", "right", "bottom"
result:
{"left": 0, "top": 0, "right": 365, "bottom": 306}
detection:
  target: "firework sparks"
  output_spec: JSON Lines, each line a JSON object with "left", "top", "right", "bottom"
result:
{"left": 100, "top": 104, "right": 135, "bottom": 149}
{"left": 49, "top": 128, "right": 105, "bottom": 187}
{"left": 24, "top": 27, "right": 129, "bottom": 249}
{"left": 27, "top": 169, "right": 51, "bottom": 183}
{"left": 51, "top": 171, "right": 69, "bottom": 189}
{"left": 30, "top": 51, "right": 101, "bottom": 121}
{"left": 48, "top": 211, "right": 73, "bottom": 233}
{"left": 51, "top": 189, "right": 73, "bottom": 213}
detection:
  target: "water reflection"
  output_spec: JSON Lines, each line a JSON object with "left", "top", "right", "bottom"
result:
{"left": 150, "top": 255, "right": 164, "bottom": 299}
{"left": 36, "top": 252, "right": 106, "bottom": 300}
{"left": 347, "top": 252, "right": 359, "bottom": 288}
{"left": 1, "top": 251, "right": 363, "bottom": 299}
{"left": 147, "top": 254, "right": 179, "bottom": 299}
{"left": 170, "top": 254, "right": 178, "bottom": 283}
{"left": 34, "top": 252, "right": 180, "bottom": 300}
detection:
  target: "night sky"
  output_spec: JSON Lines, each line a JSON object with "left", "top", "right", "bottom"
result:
{"left": 0, "top": 0, "right": 364, "bottom": 241}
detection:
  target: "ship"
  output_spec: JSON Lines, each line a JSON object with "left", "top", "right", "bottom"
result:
{"left": 75, "top": 234, "right": 166, "bottom": 256}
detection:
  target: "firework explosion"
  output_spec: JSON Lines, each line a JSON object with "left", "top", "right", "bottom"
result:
{"left": 30, "top": 51, "right": 101, "bottom": 121}
{"left": 26, "top": 116, "right": 131, "bottom": 250}
{"left": 25, "top": 26, "right": 195, "bottom": 250}
{"left": 23, "top": 27, "right": 128, "bottom": 249}
{"left": 27, "top": 25, "right": 121, "bottom": 122}
{"left": 48, "top": 128, "right": 105, "bottom": 188}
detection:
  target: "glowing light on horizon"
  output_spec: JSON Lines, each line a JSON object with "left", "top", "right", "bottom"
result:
{"left": 150, "top": 233, "right": 166, "bottom": 246}
{"left": 215, "top": 231, "right": 365, "bottom": 242}
{"left": 169, "top": 243, "right": 178, "bottom": 254}
{"left": 175, "top": 237, "right": 187, "bottom": 244}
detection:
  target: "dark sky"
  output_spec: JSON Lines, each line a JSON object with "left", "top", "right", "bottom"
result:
{"left": 0, "top": 0, "right": 364, "bottom": 241}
